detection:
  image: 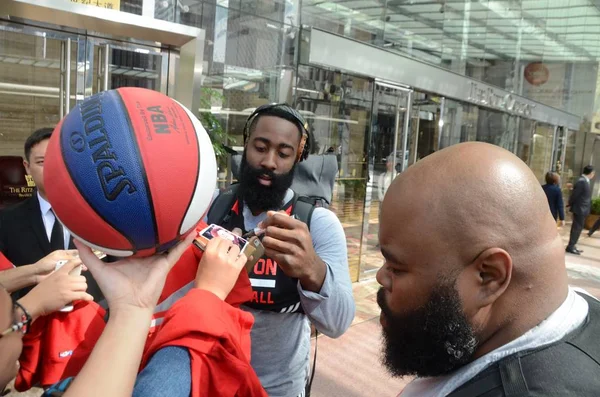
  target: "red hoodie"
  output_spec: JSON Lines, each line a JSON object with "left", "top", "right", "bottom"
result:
{"left": 16, "top": 223, "right": 266, "bottom": 396}
{"left": 0, "top": 251, "right": 14, "bottom": 270}
{"left": 143, "top": 288, "right": 267, "bottom": 397}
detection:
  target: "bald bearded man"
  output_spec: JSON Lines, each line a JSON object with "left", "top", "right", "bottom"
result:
{"left": 377, "top": 142, "right": 600, "bottom": 397}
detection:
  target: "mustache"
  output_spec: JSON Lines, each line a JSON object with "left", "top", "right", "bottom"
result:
{"left": 256, "top": 168, "right": 276, "bottom": 179}
{"left": 376, "top": 287, "right": 394, "bottom": 324}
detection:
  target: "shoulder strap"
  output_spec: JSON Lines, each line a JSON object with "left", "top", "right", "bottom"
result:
{"left": 568, "top": 292, "right": 600, "bottom": 366}
{"left": 206, "top": 185, "right": 239, "bottom": 225}
{"left": 449, "top": 292, "right": 600, "bottom": 397}
{"left": 446, "top": 364, "right": 503, "bottom": 397}
{"left": 292, "top": 196, "right": 316, "bottom": 230}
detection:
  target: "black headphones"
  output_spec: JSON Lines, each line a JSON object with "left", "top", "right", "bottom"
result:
{"left": 242, "top": 103, "right": 310, "bottom": 162}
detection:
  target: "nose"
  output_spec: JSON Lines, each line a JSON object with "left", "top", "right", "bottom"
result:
{"left": 376, "top": 264, "right": 391, "bottom": 291}
{"left": 260, "top": 150, "right": 277, "bottom": 171}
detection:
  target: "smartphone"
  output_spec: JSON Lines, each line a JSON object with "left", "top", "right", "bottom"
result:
{"left": 194, "top": 224, "right": 248, "bottom": 251}
{"left": 194, "top": 224, "right": 264, "bottom": 271}
{"left": 54, "top": 260, "right": 82, "bottom": 312}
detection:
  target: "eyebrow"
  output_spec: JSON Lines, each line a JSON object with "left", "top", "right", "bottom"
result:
{"left": 254, "top": 137, "right": 295, "bottom": 151}
{"left": 380, "top": 247, "right": 405, "bottom": 266}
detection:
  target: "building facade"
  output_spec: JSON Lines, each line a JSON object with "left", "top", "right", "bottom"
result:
{"left": 1, "top": 0, "right": 599, "bottom": 281}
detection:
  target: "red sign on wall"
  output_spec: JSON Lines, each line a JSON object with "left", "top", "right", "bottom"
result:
{"left": 524, "top": 62, "right": 550, "bottom": 86}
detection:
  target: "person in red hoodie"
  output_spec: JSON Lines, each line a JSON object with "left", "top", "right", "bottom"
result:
{"left": 16, "top": 229, "right": 266, "bottom": 397}
{"left": 1, "top": 257, "right": 94, "bottom": 394}
{"left": 64, "top": 233, "right": 264, "bottom": 397}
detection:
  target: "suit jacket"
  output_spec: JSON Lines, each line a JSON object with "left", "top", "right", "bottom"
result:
{"left": 542, "top": 184, "right": 565, "bottom": 221}
{"left": 0, "top": 194, "right": 103, "bottom": 300}
{"left": 568, "top": 176, "right": 592, "bottom": 216}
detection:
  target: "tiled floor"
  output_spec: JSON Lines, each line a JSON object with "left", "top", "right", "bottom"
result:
{"left": 6, "top": 221, "right": 600, "bottom": 397}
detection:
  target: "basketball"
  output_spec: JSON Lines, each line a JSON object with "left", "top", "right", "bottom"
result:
{"left": 44, "top": 87, "right": 217, "bottom": 257}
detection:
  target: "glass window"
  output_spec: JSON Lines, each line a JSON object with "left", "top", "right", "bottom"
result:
{"left": 190, "top": 6, "right": 298, "bottom": 184}
{"left": 529, "top": 123, "right": 555, "bottom": 184}
{"left": 516, "top": 118, "right": 534, "bottom": 164}
{"left": 0, "top": 27, "right": 78, "bottom": 157}
{"left": 475, "top": 108, "right": 518, "bottom": 152}
{"left": 408, "top": 91, "right": 441, "bottom": 165}
{"left": 439, "top": 99, "right": 478, "bottom": 149}
{"left": 296, "top": 65, "right": 372, "bottom": 282}
{"left": 359, "top": 84, "right": 410, "bottom": 280}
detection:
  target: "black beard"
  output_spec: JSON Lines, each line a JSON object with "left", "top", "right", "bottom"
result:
{"left": 238, "top": 154, "right": 295, "bottom": 212}
{"left": 377, "top": 282, "right": 478, "bottom": 378}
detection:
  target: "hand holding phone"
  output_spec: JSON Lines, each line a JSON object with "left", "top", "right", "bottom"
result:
{"left": 54, "top": 259, "right": 82, "bottom": 312}
{"left": 194, "top": 224, "right": 264, "bottom": 271}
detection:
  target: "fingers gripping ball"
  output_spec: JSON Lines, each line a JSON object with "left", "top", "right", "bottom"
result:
{"left": 44, "top": 88, "right": 217, "bottom": 257}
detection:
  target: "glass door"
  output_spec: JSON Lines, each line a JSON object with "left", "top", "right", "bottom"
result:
{"left": 530, "top": 122, "right": 555, "bottom": 184}
{"left": 0, "top": 21, "right": 83, "bottom": 208}
{"left": 0, "top": 21, "right": 81, "bottom": 158}
{"left": 88, "top": 37, "right": 171, "bottom": 96}
{"left": 296, "top": 66, "right": 374, "bottom": 282}
{"left": 359, "top": 82, "right": 411, "bottom": 279}
{"left": 517, "top": 119, "right": 536, "bottom": 165}
{"left": 408, "top": 91, "right": 442, "bottom": 165}
{"left": 439, "top": 99, "right": 479, "bottom": 148}
{"left": 560, "top": 128, "right": 578, "bottom": 198}
{"left": 553, "top": 126, "right": 567, "bottom": 174}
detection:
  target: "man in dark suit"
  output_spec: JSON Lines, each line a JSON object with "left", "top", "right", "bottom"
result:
{"left": 0, "top": 128, "right": 102, "bottom": 300}
{"left": 566, "top": 165, "right": 595, "bottom": 255}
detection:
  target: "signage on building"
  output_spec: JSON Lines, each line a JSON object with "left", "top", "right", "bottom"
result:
{"left": 70, "top": 0, "right": 120, "bottom": 10}
{"left": 524, "top": 63, "right": 550, "bottom": 86}
{"left": 468, "top": 82, "right": 534, "bottom": 117}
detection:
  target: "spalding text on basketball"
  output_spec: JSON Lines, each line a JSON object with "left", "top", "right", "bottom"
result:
{"left": 80, "top": 95, "right": 138, "bottom": 201}
{"left": 147, "top": 106, "right": 171, "bottom": 134}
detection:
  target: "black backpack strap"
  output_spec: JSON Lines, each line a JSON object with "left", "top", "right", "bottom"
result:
{"left": 447, "top": 365, "right": 503, "bottom": 397}
{"left": 293, "top": 196, "right": 316, "bottom": 230}
{"left": 449, "top": 292, "right": 600, "bottom": 397}
{"left": 568, "top": 292, "right": 600, "bottom": 366}
{"left": 450, "top": 355, "right": 528, "bottom": 397}
{"left": 206, "top": 184, "right": 239, "bottom": 225}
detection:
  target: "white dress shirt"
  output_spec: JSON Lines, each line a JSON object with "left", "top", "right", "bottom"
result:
{"left": 37, "top": 192, "right": 70, "bottom": 250}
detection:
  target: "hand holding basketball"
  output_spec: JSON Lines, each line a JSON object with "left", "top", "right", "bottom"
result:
{"left": 44, "top": 88, "right": 217, "bottom": 258}
{"left": 75, "top": 233, "right": 195, "bottom": 314}
{"left": 194, "top": 237, "right": 247, "bottom": 301}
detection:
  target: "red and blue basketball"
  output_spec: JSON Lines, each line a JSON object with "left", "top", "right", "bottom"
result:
{"left": 44, "top": 87, "right": 216, "bottom": 257}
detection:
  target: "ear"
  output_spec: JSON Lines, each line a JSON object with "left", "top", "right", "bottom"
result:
{"left": 23, "top": 159, "right": 31, "bottom": 175}
{"left": 466, "top": 248, "right": 512, "bottom": 308}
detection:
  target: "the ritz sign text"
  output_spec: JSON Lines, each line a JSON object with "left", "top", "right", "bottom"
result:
{"left": 468, "top": 82, "right": 534, "bottom": 117}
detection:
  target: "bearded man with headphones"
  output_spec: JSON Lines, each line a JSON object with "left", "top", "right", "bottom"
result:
{"left": 205, "top": 104, "right": 355, "bottom": 397}
{"left": 125, "top": 104, "right": 355, "bottom": 397}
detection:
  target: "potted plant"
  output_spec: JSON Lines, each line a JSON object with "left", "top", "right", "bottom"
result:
{"left": 585, "top": 197, "right": 600, "bottom": 229}
{"left": 197, "top": 87, "right": 228, "bottom": 180}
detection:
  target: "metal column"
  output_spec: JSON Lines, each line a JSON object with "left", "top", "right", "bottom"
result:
{"left": 401, "top": 91, "right": 413, "bottom": 172}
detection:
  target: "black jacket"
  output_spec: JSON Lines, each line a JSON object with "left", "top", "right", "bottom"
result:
{"left": 542, "top": 184, "right": 565, "bottom": 221}
{"left": 449, "top": 293, "right": 600, "bottom": 397}
{"left": 0, "top": 194, "right": 102, "bottom": 300}
{"left": 568, "top": 176, "right": 592, "bottom": 216}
